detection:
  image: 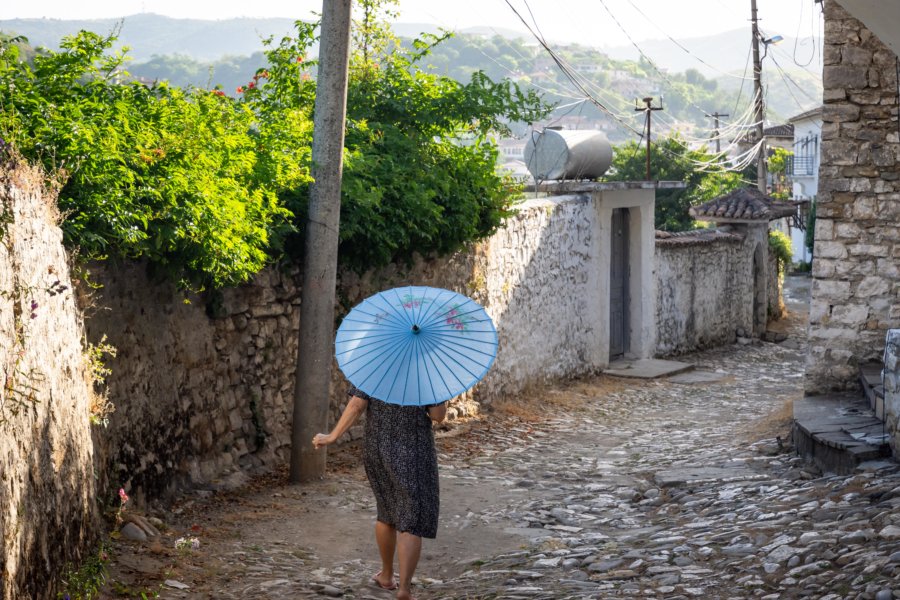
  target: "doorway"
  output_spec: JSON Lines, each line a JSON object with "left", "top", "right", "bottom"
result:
{"left": 609, "top": 207, "right": 630, "bottom": 359}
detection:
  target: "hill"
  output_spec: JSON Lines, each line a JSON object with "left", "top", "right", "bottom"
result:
{"left": 0, "top": 14, "right": 821, "bottom": 140}
{"left": 0, "top": 13, "right": 300, "bottom": 61}
{"left": 601, "top": 28, "right": 822, "bottom": 79}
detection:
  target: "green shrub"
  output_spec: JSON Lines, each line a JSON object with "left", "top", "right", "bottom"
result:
{"left": 247, "top": 6, "right": 549, "bottom": 272}
{"left": 0, "top": 3, "right": 548, "bottom": 286}
{"left": 0, "top": 31, "right": 289, "bottom": 289}
{"left": 768, "top": 229, "right": 793, "bottom": 273}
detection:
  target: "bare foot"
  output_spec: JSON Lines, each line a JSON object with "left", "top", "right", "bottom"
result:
{"left": 372, "top": 570, "right": 397, "bottom": 590}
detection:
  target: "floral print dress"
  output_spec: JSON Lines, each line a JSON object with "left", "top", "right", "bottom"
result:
{"left": 349, "top": 386, "right": 440, "bottom": 539}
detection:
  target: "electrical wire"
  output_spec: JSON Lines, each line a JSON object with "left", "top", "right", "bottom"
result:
{"left": 502, "top": 0, "right": 767, "bottom": 173}
{"left": 597, "top": 0, "right": 753, "bottom": 129}
{"left": 769, "top": 52, "right": 819, "bottom": 106}
{"left": 791, "top": 0, "right": 818, "bottom": 68}
{"left": 732, "top": 45, "right": 753, "bottom": 118}
{"left": 503, "top": 0, "right": 647, "bottom": 137}
{"left": 622, "top": 0, "right": 754, "bottom": 81}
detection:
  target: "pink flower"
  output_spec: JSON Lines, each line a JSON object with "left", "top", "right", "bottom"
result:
{"left": 118, "top": 488, "right": 129, "bottom": 503}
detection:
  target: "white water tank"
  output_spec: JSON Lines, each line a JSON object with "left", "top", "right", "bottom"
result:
{"left": 524, "top": 128, "right": 613, "bottom": 181}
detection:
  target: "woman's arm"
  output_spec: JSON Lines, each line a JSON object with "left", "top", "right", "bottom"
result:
{"left": 312, "top": 395, "right": 368, "bottom": 449}
{"left": 427, "top": 401, "right": 448, "bottom": 424}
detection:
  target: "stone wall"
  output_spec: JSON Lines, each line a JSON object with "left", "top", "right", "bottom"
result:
{"left": 85, "top": 192, "right": 785, "bottom": 502}
{"left": 807, "top": 1, "right": 900, "bottom": 393}
{"left": 654, "top": 227, "right": 769, "bottom": 356}
{"left": 0, "top": 160, "right": 98, "bottom": 599}
{"left": 86, "top": 194, "right": 605, "bottom": 499}
{"left": 884, "top": 329, "right": 900, "bottom": 456}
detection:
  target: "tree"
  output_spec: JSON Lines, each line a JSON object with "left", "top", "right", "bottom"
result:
{"left": 605, "top": 136, "right": 746, "bottom": 231}
{"left": 249, "top": 0, "right": 549, "bottom": 272}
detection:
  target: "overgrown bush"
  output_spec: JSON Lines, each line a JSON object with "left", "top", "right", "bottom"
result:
{"left": 0, "top": 31, "right": 288, "bottom": 289}
{"left": 246, "top": 3, "right": 549, "bottom": 271}
{"left": 0, "top": 3, "right": 548, "bottom": 285}
{"left": 768, "top": 229, "right": 793, "bottom": 273}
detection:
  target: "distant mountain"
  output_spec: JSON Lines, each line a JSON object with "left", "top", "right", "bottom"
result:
{"left": 601, "top": 28, "right": 823, "bottom": 78}
{"left": 0, "top": 13, "right": 301, "bottom": 61}
{"left": 393, "top": 22, "right": 529, "bottom": 41}
{"left": 1, "top": 14, "right": 820, "bottom": 129}
{"left": 0, "top": 14, "right": 532, "bottom": 63}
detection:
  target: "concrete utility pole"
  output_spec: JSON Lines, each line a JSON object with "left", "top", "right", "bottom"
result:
{"left": 706, "top": 111, "right": 729, "bottom": 154}
{"left": 290, "top": 0, "right": 353, "bottom": 483}
{"left": 635, "top": 96, "right": 664, "bottom": 181}
{"left": 751, "top": 0, "right": 767, "bottom": 193}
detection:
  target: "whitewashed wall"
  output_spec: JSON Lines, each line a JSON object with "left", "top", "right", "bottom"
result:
{"left": 81, "top": 194, "right": 778, "bottom": 500}
{"left": 654, "top": 230, "right": 758, "bottom": 355}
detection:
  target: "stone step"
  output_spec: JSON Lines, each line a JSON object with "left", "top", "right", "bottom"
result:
{"left": 858, "top": 361, "right": 886, "bottom": 419}
{"left": 792, "top": 394, "right": 891, "bottom": 476}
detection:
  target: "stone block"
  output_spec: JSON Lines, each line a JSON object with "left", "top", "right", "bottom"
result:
{"left": 808, "top": 299, "right": 831, "bottom": 323}
{"left": 853, "top": 196, "right": 879, "bottom": 219}
{"left": 842, "top": 46, "right": 873, "bottom": 66}
{"left": 824, "top": 99, "right": 863, "bottom": 120}
{"left": 848, "top": 89, "right": 884, "bottom": 106}
{"left": 850, "top": 178, "right": 873, "bottom": 192}
{"left": 822, "top": 141, "right": 858, "bottom": 166}
{"left": 835, "top": 258, "right": 872, "bottom": 277}
{"left": 875, "top": 192, "right": 900, "bottom": 210}
{"left": 848, "top": 243, "right": 889, "bottom": 257}
{"left": 814, "top": 241, "right": 848, "bottom": 259}
{"left": 856, "top": 276, "right": 890, "bottom": 298}
{"left": 811, "top": 259, "right": 836, "bottom": 279}
{"left": 834, "top": 222, "right": 861, "bottom": 239}
{"left": 814, "top": 218, "right": 834, "bottom": 240}
{"left": 823, "top": 88, "right": 846, "bottom": 102}
{"left": 808, "top": 326, "right": 859, "bottom": 343}
{"left": 861, "top": 105, "right": 894, "bottom": 120}
{"left": 876, "top": 258, "right": 900, "bottom": 278}
{"left": 813, "top": 278, "right": 852, "bottom": 301}
{"left": 873, "top": 179, "right": 895, "bottom": 193}
{"left": 831, "top": 304, "right": 870, "bottom": 326}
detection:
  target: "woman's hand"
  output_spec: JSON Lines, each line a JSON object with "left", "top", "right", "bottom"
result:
{"left": 428, "top": 401, "right": 448, "bottom": 424}
{"left": 312, "top": 433, "right": 335, "bottom": 449}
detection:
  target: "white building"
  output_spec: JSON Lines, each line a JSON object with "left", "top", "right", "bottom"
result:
{"left": 789, "top": 107, "right": 823, "bottom": 200}
{"left": 787, "top": 106, "right": 823, "bottom": 264}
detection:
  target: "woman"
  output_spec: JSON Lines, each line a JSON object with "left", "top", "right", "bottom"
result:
{"left": 313, "top": 386, "right": 447, "bottom": 600}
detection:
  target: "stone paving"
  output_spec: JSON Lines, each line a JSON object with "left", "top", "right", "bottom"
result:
{"left": 107, "top": 277, "right": 900, "bottom": 600}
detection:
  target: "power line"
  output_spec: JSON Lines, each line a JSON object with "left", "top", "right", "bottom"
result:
{"left": 706, "top": 111, "right": 730, "bottom": 153}
{"left": 501, "top": 0, "right": 766, "bottom": 174}
{"left": 622, "top": 0, "right": 754, "bottom": 81}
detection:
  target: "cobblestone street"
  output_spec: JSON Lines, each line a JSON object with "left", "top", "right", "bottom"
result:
{"left": 106, "top": 277, "right": 900, "bottom": 600}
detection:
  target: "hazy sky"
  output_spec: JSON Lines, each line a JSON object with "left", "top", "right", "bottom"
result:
{"left": 1, "top": 0, "right": 822, "bottom": 48}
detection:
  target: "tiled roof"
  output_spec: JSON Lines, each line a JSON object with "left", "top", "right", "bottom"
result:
{"left": 689, "top": 187, "right": 798, "bottom": 222}
{"left": 763, "top": 124, "right": 794, "bottom": 138}
{"left": 736, "top": 123, "right": 795, "bottom": 143}
{"left": 655, "top": 229, "right": 743, "bottom": 246}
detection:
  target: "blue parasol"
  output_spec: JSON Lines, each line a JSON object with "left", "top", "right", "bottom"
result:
{"left": 335, "top": 286, "right": 498, "bottom": 406}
